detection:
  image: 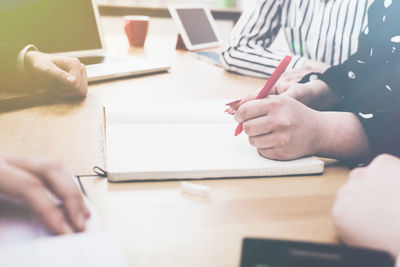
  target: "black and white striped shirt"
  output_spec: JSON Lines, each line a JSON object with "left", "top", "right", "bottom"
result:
{"left": 221, "top": 0, "right": 374, "bottom": 78}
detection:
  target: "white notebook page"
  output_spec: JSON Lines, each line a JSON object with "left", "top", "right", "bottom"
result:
{"left": 105, "top": 100, "right": 324, "bottom": 180}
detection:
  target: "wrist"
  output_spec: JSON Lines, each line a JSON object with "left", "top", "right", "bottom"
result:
{"left": 310, "top": 109, "right": 328, "bottom": 156}
{"left": 24, "top": 50, "right": 41, "bottom": 74}
{"left": 313, "top": 112, "right": 371, "bottom": 161}
{"left": 313, "top": 79, "right": 341, "bottom": 109}
{"left": 17, "top": 44, "right": 38, "bottom": 74}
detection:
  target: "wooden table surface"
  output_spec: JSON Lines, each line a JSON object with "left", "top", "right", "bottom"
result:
{"left": 0, "top": 17, "right": 350, "bottom": 267}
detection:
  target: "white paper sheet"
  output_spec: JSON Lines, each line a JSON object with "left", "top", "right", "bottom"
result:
{"left": 0, "top": 195, "right": 127, "bottom": 267}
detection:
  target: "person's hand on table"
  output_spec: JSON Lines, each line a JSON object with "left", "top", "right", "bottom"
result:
{"left": 233, "top": 95, "right": 323, "bottom": 160}
{"left": 25, "top": 51, "right": 88, "bottom": 97}
{"left": 270, "top": 59, "right": 330, "bottom": 95}
{"left": 0, "top": 154, "right": 90, "bottom": 235}
{"left": 282, "top": 79, "right": 342, "bottom": 110}
{"left": 332, "top": 154, "right": 400, "bottom": 258}
{"left": 227, "top": 80, "right": 340, "bottom": 114}
{"left": 225, "top": 60, "right": 331, "bottom": 115}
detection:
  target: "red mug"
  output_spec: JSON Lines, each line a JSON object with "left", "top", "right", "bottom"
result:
{"left": 124, "top": 16, "right": 149, "bottom": 47}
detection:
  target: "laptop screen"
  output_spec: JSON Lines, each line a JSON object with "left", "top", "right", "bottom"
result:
{"left": 0, "top": 0, "right": 102, "bottom": 53}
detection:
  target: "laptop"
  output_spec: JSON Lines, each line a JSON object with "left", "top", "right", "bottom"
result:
{"left": 0, "top": 0, "right": 170, "bottom": 83}
{"left": 82, "top": 55, "right": 171, "bottom": 83}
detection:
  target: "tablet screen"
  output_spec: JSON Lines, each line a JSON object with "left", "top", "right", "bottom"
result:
{"left": 175, "top": 8, "right": 218, "bottom": 45}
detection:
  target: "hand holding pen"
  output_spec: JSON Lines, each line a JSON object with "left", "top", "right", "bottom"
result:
{"left": 224, "top": 55, "right": 334, "bottom": 161}
{"left": 226, "top": 56, "right": 292, "bottom": 136}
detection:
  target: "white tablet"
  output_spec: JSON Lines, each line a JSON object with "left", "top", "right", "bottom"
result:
{"left": 169, "top": 5, "right": 222, "bottom": 51}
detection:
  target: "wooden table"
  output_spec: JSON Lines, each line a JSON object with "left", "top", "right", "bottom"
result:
{"left": 0, "top": 17, "right": 349, "bottom": 267}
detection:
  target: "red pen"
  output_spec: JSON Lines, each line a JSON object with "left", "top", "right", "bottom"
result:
{"left": 234, "top": 55, "right": 292, "bottom": 136}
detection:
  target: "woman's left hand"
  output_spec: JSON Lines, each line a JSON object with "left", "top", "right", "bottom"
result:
{"left": 272, "top": 59, "right": 330, "bottom": 94}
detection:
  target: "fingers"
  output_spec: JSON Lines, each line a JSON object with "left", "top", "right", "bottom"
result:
{"left": 38, "top": 62, "right": 73, "bottom": 87}
{"left": 23, "top": 178, "right": 75, "bottom": 235}
{"left": 280, "top": 72, "right": 305, "bottom": 84}
{"left": 226, "top": 90, "right": 259, "bottom": 114}
{"left": 281, "top": 83, "right": 312, "bottom": 103}
{"left": 80, "top": 64, "right": 88, "bottom": 95}
{"left": 257, "top": 147, "right": 293, "bottom": 161}
{"left": 226, "top": 100, "right": 244, "bottom": 115}
{"left": 271, "top": 81, "right": 295, "bottom": 96}
{"left": 242, "top": 115, "right": 276, "bottom": 136}
{"left": 248, "top": 133, "right": 277, "bottom": 149}
{"left": 67, "top": 62, "right": 88, "bottom": 96}
{"left": 0, "top": 161, "right": 73, "bottom": 234}
{"left": 52, "top": 57, "right": 88, "bottom": 97}
{"left": 257, "top": 148, "right": 281, "bottom": 160}
{"left": 235, "top": 98, "right": 275, "bottom": 123}
{"left": 5, "top": 155, "right": 90, "bottom": 232}
{"left": 29, "top": 53, "right": 88, "bottom": 97}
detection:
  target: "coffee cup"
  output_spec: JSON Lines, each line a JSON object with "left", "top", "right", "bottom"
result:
{"left": 124, "top": 16, "right": 150, "bottom": 47}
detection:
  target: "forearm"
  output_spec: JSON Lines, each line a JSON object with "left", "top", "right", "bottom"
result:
{"left": 288, "top": 79, "right": 342, "bottom": 110}
{"left": 221, "top": 47, "right": 304, "bottom": 78}
{"left": 314, "top": 111, "right": 371, "bottom": 162}
{"left": 221, "top": 0, "right": 287, "bottom": 78}
{"left": 0, "top": 44, "right": 35, "bottom": 92}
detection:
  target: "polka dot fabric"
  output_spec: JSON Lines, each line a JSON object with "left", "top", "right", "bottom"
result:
{"left": 317, "top": 0, "right": 400, "bottom": 159}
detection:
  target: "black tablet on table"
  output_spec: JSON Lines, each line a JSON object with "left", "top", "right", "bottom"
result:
{"left": 240, "top": 238, "right": 394, "bottom": 267}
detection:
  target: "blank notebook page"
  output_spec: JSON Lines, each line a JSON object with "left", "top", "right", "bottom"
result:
{"left": 104, "top": 100, "right": 324, "bottom": 180}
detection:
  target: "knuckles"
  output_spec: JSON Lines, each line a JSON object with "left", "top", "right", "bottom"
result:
{"left": 23, "top": 177, "right": 44, "bottom": 192}
{"left": 44, "top": 206, "right": 65, "bottom": 226}
{"left": 270, "top": 149, "right": 288, "bottom": 160}
{"left": 257, "top": 146, "right": 294, "bottom": 161}
{"left": 64, "top": 190, "right": 83, "bottom": 202}
{"left": 278, "top": 117, "right": 292, "bottom": 128}
{"left": 236, "top": 106, "right": 249, "bottom": 122}
{"left": 69, "top": 58, "right": 81, "bottom": 67}
{"left": 248, "top": 136, "right": 257, "bottom": 147}
{"left": 43, "top": 159, "right": 65, "bottom": 172}
{"left": 276, "top": 134, "right": 289, "bottom": 148}
{"left": 39, "top": 65, "right": 51, "bottom": 74}
{"left": 243, "top": 122, "right": 253, "bottom": 135}
{"left": 19, "top": 178, "right": 46, "bottom": 204}
{"left": 267, "top": 97, "right": 280, "bottom": 109}
{"left": 41, "top": 159, "right": 68, "bottom": 177}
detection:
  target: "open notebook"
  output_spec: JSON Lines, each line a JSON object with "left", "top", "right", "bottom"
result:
{"left": 103, "top": 100, "right": 324, "bottom": 182}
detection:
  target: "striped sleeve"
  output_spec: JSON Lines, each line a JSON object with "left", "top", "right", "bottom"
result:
{"left": 221, "top": 0, "right": 302, "bottom": 78}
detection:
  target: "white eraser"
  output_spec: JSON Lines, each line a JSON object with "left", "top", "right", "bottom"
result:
{"left": 181, "top": 182, "right": 211, "bottom": 198}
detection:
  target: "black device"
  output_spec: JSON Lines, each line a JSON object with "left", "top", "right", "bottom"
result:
{"left": 240, "top": 238, "right": 394, "bottom": 267}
